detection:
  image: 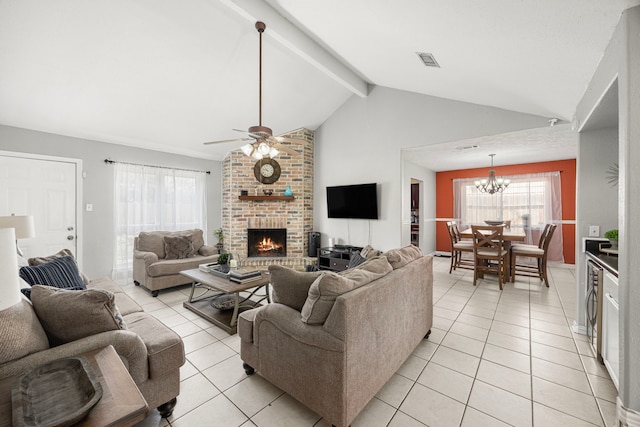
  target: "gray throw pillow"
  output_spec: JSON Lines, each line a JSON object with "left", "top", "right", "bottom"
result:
{"left": 268, "top": 265, "right": 321, "bottom": 312}
{"left": 0, "top": 300, "right": 49, "bottom": 364}
{"left": 384, "top": 245, "right": 423, "bottom": 269}
{"left": 30, "top": 285, "right": 127, "bottom": 346}
{"left": 301, "top": 256, "right": 393, "bottom": 325}
{"left": 163, "top": 235, "right": 196, "bottom": 260}
{"left": 347, "top": 250, "right": 367, "bottom": 269}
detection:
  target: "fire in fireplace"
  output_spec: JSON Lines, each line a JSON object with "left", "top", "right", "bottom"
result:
{"left": 247, "top": 228, "right": 287, "bottom": 258}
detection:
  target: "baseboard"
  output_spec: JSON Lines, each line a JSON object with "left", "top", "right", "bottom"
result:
{"left": 618, "top": 397, "right": 640, "bottom": 427}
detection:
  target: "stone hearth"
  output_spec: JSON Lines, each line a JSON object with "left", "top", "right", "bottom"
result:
{"left": 221, "top": 128, "right": 316, "bottom": 271}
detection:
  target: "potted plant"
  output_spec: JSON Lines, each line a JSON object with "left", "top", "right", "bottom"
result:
{"left": 213, "top": 228, "right": 224, "bottom": 252}
{"left": 604, "top": 229, "right": 618, "bottom": 249}
{"left": 217, "top": 252, "right": 231, "bottom": 272}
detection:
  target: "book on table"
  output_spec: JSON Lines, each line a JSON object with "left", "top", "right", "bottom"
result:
{"left": 229, "top": 274, "right": 264, "bottom": 284}
{"left": 229, "top": 268, "right": 261, "bottom": 279}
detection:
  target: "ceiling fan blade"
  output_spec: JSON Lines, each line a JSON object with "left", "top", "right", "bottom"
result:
{"left": 203, "top": 137, "right": 252, "bottom": 145}
{"left": 275, "top": 136, "right": 307, "bottom": 144}
{"left": 277, "top": 127, "right": 305, "bottom": 137}
{"left": 272, "top": 143, "right": 300, "bottom": 157}
{"left": 232, "top": 128, "right": 249, "bottom": 133}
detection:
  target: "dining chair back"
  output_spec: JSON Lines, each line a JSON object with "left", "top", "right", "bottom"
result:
{"left": 446, "top": 221, "right": 474, "bottom": 273}
{"left": 511, "top": 223, "right": 557, "bottom": 287}
{"left": 471, "top": 225, "right": 508, "bottom": 289}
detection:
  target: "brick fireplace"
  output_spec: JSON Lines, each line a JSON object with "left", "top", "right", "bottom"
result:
{"left": 221, "top": 128, "right": 316, "bottom": 270}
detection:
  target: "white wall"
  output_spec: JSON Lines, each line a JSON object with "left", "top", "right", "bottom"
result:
{"left": 574, "top": 126, "right": 618, "bottom": 332}
{"left": 0, "top": 125, "right": 222, "bottom": 278}
{"left": 313, "top": 85, "right": 548, "bottom": 251}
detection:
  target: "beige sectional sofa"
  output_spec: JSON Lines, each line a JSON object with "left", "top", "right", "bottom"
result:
{"left": 133, "top": 229, "right": 219, "bottom": 296}
{"left": 238, "top": 246, "right": 433, "bottom": 427}
{"left": 1, "top": 275, "right": 185, "bottom": 418}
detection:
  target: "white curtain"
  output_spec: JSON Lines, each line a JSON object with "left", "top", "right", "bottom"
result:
{"left": 112, "top": 163, "right": 207, "bottom": 281}
{"left": 453, "top": 171, "right": 564, "bottom": 262}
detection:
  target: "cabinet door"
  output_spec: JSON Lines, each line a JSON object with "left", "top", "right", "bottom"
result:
{"left": 602, "top": 272, "right": 619, "bottom": 390}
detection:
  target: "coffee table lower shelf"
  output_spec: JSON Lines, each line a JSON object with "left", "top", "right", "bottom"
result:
{"left": 183, "top": 299, "right": 262, "bottom": 334}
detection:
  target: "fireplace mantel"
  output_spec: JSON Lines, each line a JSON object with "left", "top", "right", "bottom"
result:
{"left": 238, "top": 195, "right": 295, "bottom": 201}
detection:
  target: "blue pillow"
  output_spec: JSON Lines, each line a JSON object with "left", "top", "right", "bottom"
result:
{"left": 19, "top": 256, "right": 86, "bottom": 295}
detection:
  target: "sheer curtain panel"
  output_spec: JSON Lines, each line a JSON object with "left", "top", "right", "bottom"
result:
{"left": 112, "top": 163, "right": 207, "bottom": 282}
{"left": 453, "top": 171, "right": 563, "bottom": 262}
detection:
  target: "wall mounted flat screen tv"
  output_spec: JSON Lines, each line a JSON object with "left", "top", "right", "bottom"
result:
{"left": 326, "top": 183, "right": 378, "bottom": 219}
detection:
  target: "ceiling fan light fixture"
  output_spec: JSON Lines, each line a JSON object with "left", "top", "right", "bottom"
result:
{"left": 268, "top": 147, "right": 279, "bottom": 158}
{"left": 241, "top": 144, "right": 254, "bottom": 157}
{"left": 252, "top": 150, "right": 263, "bottom": 160}
{"left": 257, "top": 142, "right": 271, "bottom": 155}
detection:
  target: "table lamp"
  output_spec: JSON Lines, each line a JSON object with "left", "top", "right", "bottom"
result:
{"left": 0, "top": 228, "right": 22, "bottom": 311}
{"left": 0, "top": 215, "right": 35, "bottom": 256}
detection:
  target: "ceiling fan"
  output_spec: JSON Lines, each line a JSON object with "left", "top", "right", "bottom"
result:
{"left": 204, "top": 21, "right": 304, "bottom": 159}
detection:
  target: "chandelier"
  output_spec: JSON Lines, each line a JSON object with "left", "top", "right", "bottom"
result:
{"left": 475, "top": 154, "right": 510, "bottom": 194}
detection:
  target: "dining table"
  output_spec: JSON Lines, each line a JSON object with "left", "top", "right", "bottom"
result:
{"left": 459, "top": 226, "right": 526, "bottom": 283}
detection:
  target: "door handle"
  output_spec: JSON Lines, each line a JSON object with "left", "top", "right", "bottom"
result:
{"left": 67, "top": 235, "right": 75, "bottom": 241}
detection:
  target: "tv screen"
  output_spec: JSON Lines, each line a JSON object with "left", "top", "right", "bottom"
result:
{"left": 326, "top": 183, "right": 378, "bottom": 219}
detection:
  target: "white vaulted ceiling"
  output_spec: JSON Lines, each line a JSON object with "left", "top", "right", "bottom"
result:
{"left": 0, "top": 0, "right": 636, "bottom": 163}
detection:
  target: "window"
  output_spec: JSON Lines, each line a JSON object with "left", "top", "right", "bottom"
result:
{"left": 454, "top": 171, "right": 563, "bottom": 261}
{"left": 112, "top": 163, "right": 207, "bottom": 281}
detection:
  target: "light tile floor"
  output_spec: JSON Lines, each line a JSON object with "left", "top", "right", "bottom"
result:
{"left": 125, "top": 256, "right": 617, "bottom": 427}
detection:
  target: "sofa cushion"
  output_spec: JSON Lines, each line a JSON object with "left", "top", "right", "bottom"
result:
{"left": 124, "top": 312, "right": 185, "bottom": 378}
{"left": 269, "top": 265, "right": 322, "bottom": 312}
{"left": 163, "top": 235, "right": 196, "bottom": 260}
{"left": 87, "top": 277, "right": 143, "bottom": 316}
{"left": 0, "top": 300, "right": 49, "bottom": 364}
{"left": 28, "top": 248, "right": 90, "bottom": 285}
{"left": 360, "top": 244, "right": 383, "bottom": 258}
{"left": 384, "top": 245, "right": 423, "bottom": 269}
{"left": 30, "top": 285, "right": 127, "bottom": 346}
{"left": 301, "top": 256, "right": 393, "bottom": 325}
{"left": 19, "top": 256, "right": 86, "bottom": 292}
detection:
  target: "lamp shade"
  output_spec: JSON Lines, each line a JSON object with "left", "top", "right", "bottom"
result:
{"left": 0, "top": 228, "right": 22, "bottom": 311}
{"left": 0, "top": 215, "right": 35, "bottom": 239}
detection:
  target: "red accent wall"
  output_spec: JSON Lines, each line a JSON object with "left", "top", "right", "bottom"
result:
{"left": 436, "top": 159, "right": 576, "bottom": 264}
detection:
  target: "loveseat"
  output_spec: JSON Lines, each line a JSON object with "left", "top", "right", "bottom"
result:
{"left": 1, "top": 255, "right": 185, "bottom": 418}
{"left": 133, "top": 229, "right": 219, "bottom": 296}
{"left": 238, "top": 246, "right": 433, "bottom": 427}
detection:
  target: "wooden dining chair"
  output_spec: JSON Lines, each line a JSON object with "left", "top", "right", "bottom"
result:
{"left": 472, "top": 225, "right": 508, "bottom": 289}
{"left": 446, "top": 221, "right": 474, "bottom": 273}
{"left": 510, "top": 224, "right": 557, "bottom": 287}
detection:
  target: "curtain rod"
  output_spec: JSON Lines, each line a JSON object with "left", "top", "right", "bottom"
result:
{"left": 104, "top": 159, "right": 210, "bottom": 174}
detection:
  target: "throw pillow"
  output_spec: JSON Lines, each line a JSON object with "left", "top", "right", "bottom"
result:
{"left": 0, "top": 300, "right": 49, "bottom": 364}
{"left": 28, "top": 248, "right": 90, "bottom": 285}
{"left": 360, "top": 244, "right": 382, "bottom": 258}
{"left": 301, "top": 256, "right": 393, "bottom": 325}
{"left": 384, "top": 245, "right": 423, "bottom": 269}
{"left": 19, "top": 256, "right": 86, "bottom": 293}
{"left": 30, "top": 285, "right": 127, "bottom": 346}
{"left": 163, "top": 235, "right": 196, "bottom": 260}
{"left": 268, "top": 265, "right": 322, "bottom": 312}
{"left": 346, "top": 250, "right": 367, "bottom": 269}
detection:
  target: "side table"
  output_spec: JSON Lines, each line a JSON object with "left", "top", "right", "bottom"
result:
{"left": 0, "top": 345, "right": 148, "bottom": 427}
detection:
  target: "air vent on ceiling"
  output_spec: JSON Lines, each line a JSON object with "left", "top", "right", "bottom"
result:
{"left": 416, "top": 52, "right": 440, "bottom": 68}
{"left": 456, "top": 145, "right": 479, "bottom": 151}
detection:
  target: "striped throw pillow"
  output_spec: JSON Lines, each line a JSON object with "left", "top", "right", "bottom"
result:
{"left": 19, "top": 256, "right": 86, "bottom": 292}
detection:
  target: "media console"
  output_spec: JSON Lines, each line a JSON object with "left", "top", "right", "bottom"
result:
{"left": 317, "top": 246, "right": 363, "bottom": 272}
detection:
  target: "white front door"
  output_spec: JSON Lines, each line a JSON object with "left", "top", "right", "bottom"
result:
{"left": 0, "top": 152, "right": 81, "bottom": 263}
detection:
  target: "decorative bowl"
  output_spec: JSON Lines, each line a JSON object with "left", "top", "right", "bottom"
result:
{"left": 484, "top": 220, "right": 504, "bottom": 226}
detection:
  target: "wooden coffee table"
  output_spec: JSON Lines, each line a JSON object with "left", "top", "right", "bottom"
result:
{"left": 181, "top": 268, "right": 271, "bottom": 334}
{"left": 0, "top": 345, "right": 148, "bottom": 427}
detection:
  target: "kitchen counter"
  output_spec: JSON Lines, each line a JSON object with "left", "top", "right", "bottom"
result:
{"left": 586, "top": 250, "right": 618, "bottom": 276}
